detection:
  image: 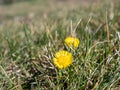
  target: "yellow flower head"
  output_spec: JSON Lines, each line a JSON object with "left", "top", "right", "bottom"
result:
{"left": 65, "top": 36, "right": 80, "bottom": 48}
{"left": 53, "top": 50, "right": 73, "bottom": 69}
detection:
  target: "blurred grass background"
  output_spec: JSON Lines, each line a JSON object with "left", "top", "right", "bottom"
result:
{"left": 0, "top": 0, "right": 120, "bottom": 89}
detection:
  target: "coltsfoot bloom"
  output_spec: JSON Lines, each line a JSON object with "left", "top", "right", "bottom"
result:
{"left": 53, "top": 50, "right": 73, "bottom": 69}
{"left": 65, "top": 36, "right": 80, "bottom": 48}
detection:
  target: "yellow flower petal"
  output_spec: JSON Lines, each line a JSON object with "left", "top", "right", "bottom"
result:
{"left": 65, "top": 36, "right": 80, "bottom": 48}
{"left": 53, "top": 50, "right": 73, "bottom": 69}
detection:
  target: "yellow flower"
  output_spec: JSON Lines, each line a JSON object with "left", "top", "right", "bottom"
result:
{"left": 65, "top": 36, "right": 80, "bottom": 48}
{"left": 53, "top": 50, "right": 73, "bottom": 69}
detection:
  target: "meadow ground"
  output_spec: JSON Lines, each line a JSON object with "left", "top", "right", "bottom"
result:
{"left": 0, "top": 0, "right": 120, "bottom": 89}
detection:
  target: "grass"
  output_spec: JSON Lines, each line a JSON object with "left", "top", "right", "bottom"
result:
{"left": 0, "top": 0, "right": 120, "bottom": 89}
